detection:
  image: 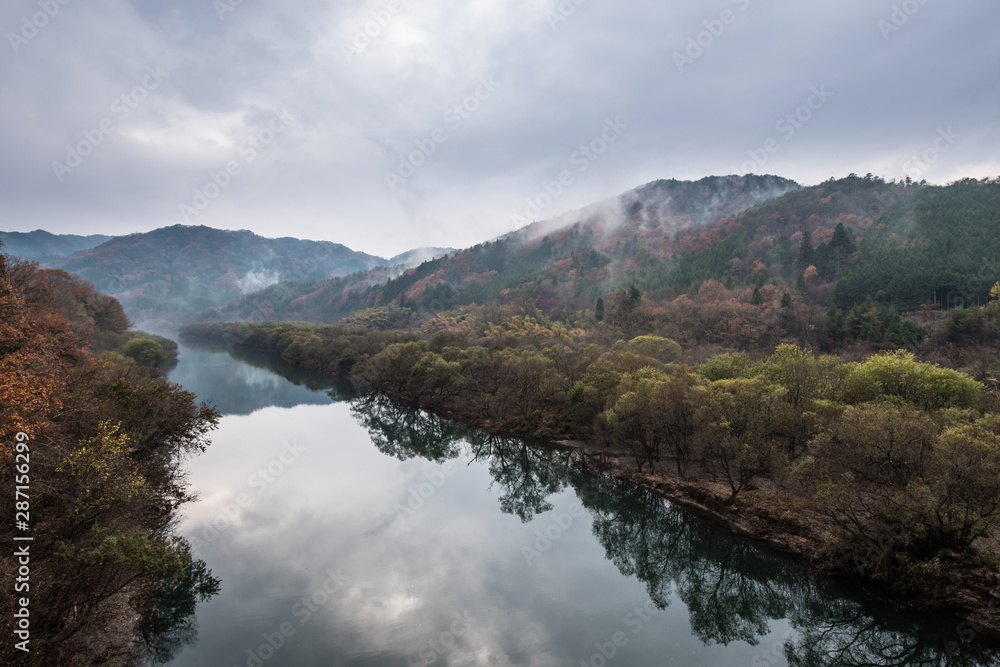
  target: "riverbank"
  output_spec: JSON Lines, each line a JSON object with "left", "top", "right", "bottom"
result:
{"left": 178, "top": 320, "right": 1000, "bottom": 641}
{"left": 556, "top": 437, "right": 1000, "bottom": 641}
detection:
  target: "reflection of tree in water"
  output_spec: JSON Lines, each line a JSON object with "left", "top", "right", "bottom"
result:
{"left": 575, "top": 475, "right": 794, "bottom": 643}
{"left": 140, "top": 558, "right": 221, "bottom": 665}
{"left": 784, "top": 591, "right": 1000, "bottom": 667}
{"left": 175, "top": 342, "right": 358, "bottom": 415}
{"left": 577, "top": 474, "right": 1000, "bottom": 664}
{"left": 467, "top": 432, "right": 571, "bottom": 522}
{"left": 350, "top": 393, "right": 466, "bottom": 462}
{"left": 348, "top": 393, "right": 1000, "bottom": 665}
{"left": 224, "top": 344, "right": 359, "bottom": 401}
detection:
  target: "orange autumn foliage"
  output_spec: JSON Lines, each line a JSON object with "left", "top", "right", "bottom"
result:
{"left": 0, "top": 265, "right": 78, "bottom": 451}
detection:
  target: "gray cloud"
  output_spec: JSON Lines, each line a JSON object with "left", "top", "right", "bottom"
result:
{"left": 1, "top": 0, "right": 997, "bottom": 256}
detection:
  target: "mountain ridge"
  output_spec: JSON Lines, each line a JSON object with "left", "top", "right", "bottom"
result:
{"left": 49, "top": 225, "right": 389, "bottom": 330}
{"left": 210, "top": 174, "right": 805, "bottom": 322}
{"left": 0, "top": 229, "right": 114, "bottom": 262}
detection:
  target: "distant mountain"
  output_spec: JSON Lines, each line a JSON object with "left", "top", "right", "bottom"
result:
{"left": 214, "top": 174, "right": 802, "bottom": 323}
{"left": 57, "top": 225, "right": 386, "bottom": 331}
{"left": 216, "top": 174, "right": 1000, "bottom": 330}
{"left": 0, "top": 230, "right": 114, "bottom": 263}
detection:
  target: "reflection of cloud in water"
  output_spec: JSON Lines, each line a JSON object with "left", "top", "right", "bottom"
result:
{"left": 232, "top": 362, "right": 288, "bottom": 392}
{"left": 174, "top": 404, "right": 706, "bottom": 665}
{"left": 168, "top": 350, "right": 1000, "bottom": 667}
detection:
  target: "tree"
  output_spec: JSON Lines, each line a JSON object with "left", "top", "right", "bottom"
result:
{"left": 625, "top": 335, "right": 681, "bottom": 363}
{"left": 925, "top": 417, "right": 1000, "bottom": 552}
{"left": 595, "top": 297, "right": 605, "bottom": 322}
{"left": 764, "top": 344, "right": 833, "bottom": 408}
{"left": 806, "top": 406, "right": 1000, "bottom": 581}
{"left": 407, "top": 352, "right": 464, "bottom": 401}
{"left": 0, "top": 259, "right": 221, "bottom": 664}
{"left": 361, "top": 341, "right": 428, "bottom": 393}
{"left": 56, "top": 421, "right": 149, "bottom": 527}
{"left": 818, "top": 403, "right": 938, "bottom": 488}
{"left": 121, "top": 338, "right": 171, "bottom": 368}
{"left": 830, "top": 222, "right": 857, "bottom": 255}
{"left": 840, "top": 350, "right": 983, "bottom": 411}
{"left": 604, "top": 379, "right": 668, "bottom": 473}
{"left": 797, "top": 227, "right": 816, "bottom": 269}
{"left": 492, "top": 348, "right": 565, "bottom": 433}
{"left": 604, "top": 372, "right": 708, "bottom": 476}
{"left": 658, "top": 372, "right": 709, "bottom": 477}
{"left": 702, "top": 378, "right": 787, "bottom": 503}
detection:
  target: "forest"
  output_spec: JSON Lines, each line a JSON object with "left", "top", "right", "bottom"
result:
{"left": 0, "top": 249, "right": 220, "bottom": 666}
{"left": 181, "top": 277, "right": 1000, "bottom": 631}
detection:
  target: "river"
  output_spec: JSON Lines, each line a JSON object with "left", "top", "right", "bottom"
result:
{"left": 160, "top": 342, "right": 1000, "bottom": 666}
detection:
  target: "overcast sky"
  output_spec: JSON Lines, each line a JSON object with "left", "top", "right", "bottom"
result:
{"left": 1, "top": 0, "right": 997, "bottom": 257}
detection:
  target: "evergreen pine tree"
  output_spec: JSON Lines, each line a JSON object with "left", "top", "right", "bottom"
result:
{"left": 797, "top": 228, "right": 816, "bottom": 269}
{"left": 830, "top": 222, "right": 857, "bottom": 254}
{"left": 825, "top": 304, "right": 847, "bottom": 344}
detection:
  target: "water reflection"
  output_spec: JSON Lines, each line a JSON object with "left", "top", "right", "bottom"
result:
{"left": 349, "top": 390, "right": 1000, "bottom": 666}
{"left": 170, "top": 342, "right": 356, "bottom": 415}
{"left": 140, "top": 559, "right": 222, "bottom": 664}
{"left": 350, "top": 393, "right": 466, "bottom": 463}
{"left": 166, "top": 343, "right": 1000, "bottom": 666}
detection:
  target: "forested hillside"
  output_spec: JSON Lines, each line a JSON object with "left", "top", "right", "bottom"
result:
{"left": 211, "top": 175, "right": 800, "bottom": 323}
{"left": 54, "top": 225, "right": 387, "bottom": 330}
{"left": 0, "top": 231, "right": 114, "bottom": 264}
{"left": 204, "top": 176, "right": 1000, "bottom": 356}
{"left": 207, "top": 174, "right": 914, "bottom": 325}
{"left": 0, "top": 247, "right": 220, "bottom": 665}
{"left": 834, "top": 179, "right": 1000, "bottom": 309}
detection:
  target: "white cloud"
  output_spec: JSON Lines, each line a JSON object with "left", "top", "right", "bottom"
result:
{"left": 0, "top": 0, "right": 998, "bottom": 255}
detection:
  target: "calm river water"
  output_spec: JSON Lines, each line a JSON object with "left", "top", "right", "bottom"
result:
{"left": 162, "top": 343, "right": 1000, "bottom": 666}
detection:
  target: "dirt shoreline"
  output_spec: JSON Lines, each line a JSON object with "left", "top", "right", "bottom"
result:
{"left": 550, "top": 437, "right": 1000, "bottom": 642}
